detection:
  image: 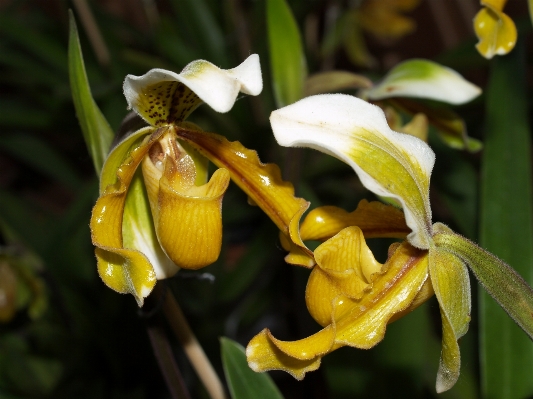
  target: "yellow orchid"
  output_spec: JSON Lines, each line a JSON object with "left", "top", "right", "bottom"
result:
{"left": 90, "top": 55, "right": 263, "bottom": 305}
{"left": 246, "top": 94, "right": 533, "bottom": 392}
{"left": 474, "top": 0, "right": 517, "bottom": 59}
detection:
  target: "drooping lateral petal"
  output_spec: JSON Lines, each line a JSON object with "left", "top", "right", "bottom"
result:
{"left": 333, "top": 241, "right": 430, "bottom": 349}
{"left": 174, "top": 126, "right": 314, "bottom": 266}
{"left": 363, "top": 59, "right": 481, "bottom": 104}
{"left": 141, "top": 129, "right": 230, "bottom": 270}
{"left": 271, "top": 94, "right": 435, "bottom": 249}
{"left": 474, "top": 2, "right": 516, "bottom": 59}
{"left": 91, "top": 128, "right": 168, "bottom": 305}
{"left": 429, "top": 247, "right": 471, "bottom": 392}
{"left": 300, "top": 199, "right": 410, "bottom": 242}
{"left": 246, "top": 328, "right": 331, "bottom": 380}
{"left": 123, "top": 54, "right": 263, "bottom": 126}
{"left": 247, "top": 241, "right": 431, "bottom": 381}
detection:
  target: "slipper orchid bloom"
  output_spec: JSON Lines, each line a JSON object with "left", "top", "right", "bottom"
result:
{"left": 474, "top": 0, "right": 517, "bottom": 59}
{"left": 90, "top": 55, "right": 263, "bottom": 306}
{"left": 247, "top": 94, "right": 533, "bottom": 392}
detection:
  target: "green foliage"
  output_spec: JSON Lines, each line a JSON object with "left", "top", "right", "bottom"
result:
{"left": 479, "top": 38, "right": 533, "bottom": 399}
{"left": 68, "top": 11, "right": 114, "bottom": 175}
{"left": 267, "top": 0, "right": 307, "bottom": 107}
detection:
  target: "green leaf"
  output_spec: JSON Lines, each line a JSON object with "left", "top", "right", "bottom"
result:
{"left": 220, "top": 337, "right": 284, "bottom": 399}
{"left": 479, "top": 39, "right": 533, "bottom": 398}
{"left": 68, "top": 11, "right": 114, "bottom": 175}
{"left": 267, "top": 0, "right": 307, "bottom": 107}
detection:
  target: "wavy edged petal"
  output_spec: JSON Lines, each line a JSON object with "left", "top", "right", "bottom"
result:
{"left": 175, "top": 126, "right": 314, "bottom": 266}
{"left": 123, "top": 54, "right": 263, "bottom": 126}
{"left": 306, "top": 227, "right": 382, "bottom": 326}
{"left": 91, "top": 128, "right": 167, "bottom": 305}
{"left": 474, "top": 4, "right": 517, "bottom": 59}
{"left": 271, "top": 94, "right": 434, "bottom": 249}
{"left": 429, "top": 247, "right": 471, "bottom": 393}
{"left": 246, "top": 327, "right": 334, "bottom": 379}
{"left": 364, "top": 59, "right": 481, "bottom": 104}
{"left": 300, "top": 199, "right": 410, "bottom": 242}
{"left": 141, "top": 129, "right": 230, "bottom": 270}
{"left": 333, "top": 241, "right": 430, "bottom": 348}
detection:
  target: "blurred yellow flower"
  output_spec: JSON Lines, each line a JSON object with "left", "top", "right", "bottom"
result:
{"left": 474, "top": 0, "right": 517, "bottom": 59}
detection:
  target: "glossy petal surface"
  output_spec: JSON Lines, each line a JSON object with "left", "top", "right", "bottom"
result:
{"left": 91, "top": 128, "right": 167, "bottom": 305}
{"left": 300, "top": 199, "right": 410, "bottom": 242}
{"left": 142, "top": 128, "right": 230, "bottom": 270}
{"left": 246, "top": 239, "right": 431, "bottom": 379}
{"left": 271, "top": 94, "right": 435, "bottom": 249}
{"left": 175, "top": 126, "right": 314, "bottom": 267}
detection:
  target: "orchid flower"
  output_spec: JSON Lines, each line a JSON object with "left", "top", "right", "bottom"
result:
{"left": 246, "top": 94, "right": 533, "bottom": 392}
{"left": 91, "top": 55, "right": 263, "bottom": 306}
{"left": 474, "top": 0, "right": 517, "bottom": 59}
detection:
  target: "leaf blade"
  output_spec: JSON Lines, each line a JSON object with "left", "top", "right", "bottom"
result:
{"left": 479, "top": 38, "right": 533, "bottom": 398}
{"left": 68, "top": 11, "right": 114, "bottom": 175}
{"left": 267, "top": 0, "right": 307, "bottom": 107}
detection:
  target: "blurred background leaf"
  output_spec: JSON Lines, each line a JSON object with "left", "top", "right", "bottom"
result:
{"left": 479, "top": 38, "right": 533, "bottom": 399}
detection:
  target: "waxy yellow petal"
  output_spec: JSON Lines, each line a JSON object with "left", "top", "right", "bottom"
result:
{"left": 333, "top": 241, "right": 429, "bottom": 349}
{"left": 271, "top": 94, "right": 435, "bottom": 249}
{"left": 300, "top": 199, "right": 410, "bottom": 242}
{"left": 306, "top": 227, "right": 382, "bottom": 326}
{"left": 246, "top": 240, "right": 431, "bottom": 380}
{"left": 123, "top": 54, "right": 263, "bottom": 126}
{"left": 142, "top": 128, "right": 230, "bottom": 270}
{"left": 91, "top": 128, "right": 168, "bottom": 305}
{"left": 246, "top": 328, "right": 329, "bottom": 380}
{"left": 174, "top": 126, "right": 314, "bottom": 267}
{"left": 474, "top": 2, "right": 517, "bottom": 59}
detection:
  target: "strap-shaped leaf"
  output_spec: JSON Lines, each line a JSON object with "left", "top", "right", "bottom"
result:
{"left": 68, "top": 11, "right": 113, "bottom": 174}
{"left": 267, "top": 0, "right": 307, "bottom": 107}
{"left": 477, "top": 41, "right": 533, "bottom": 398}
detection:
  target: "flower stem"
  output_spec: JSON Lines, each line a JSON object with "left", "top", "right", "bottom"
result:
{"left": 156, "top": 284, "right": 227, "bottom": 399}
{"left": 146, "top": 321, "right": 192, "bottom": 399}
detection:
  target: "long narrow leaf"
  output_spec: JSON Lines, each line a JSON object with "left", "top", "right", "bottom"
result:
{"left": 267, "top": 0, "right": 307, "bottom": 107}
{"left": 68, "top": 11, "right": 113, "bottom": 175}
{"left": 220, "top": 337, "right": 284, "bottom": 399}
{"left": 479, "top": 39, "right": 533, "bottom": 398}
